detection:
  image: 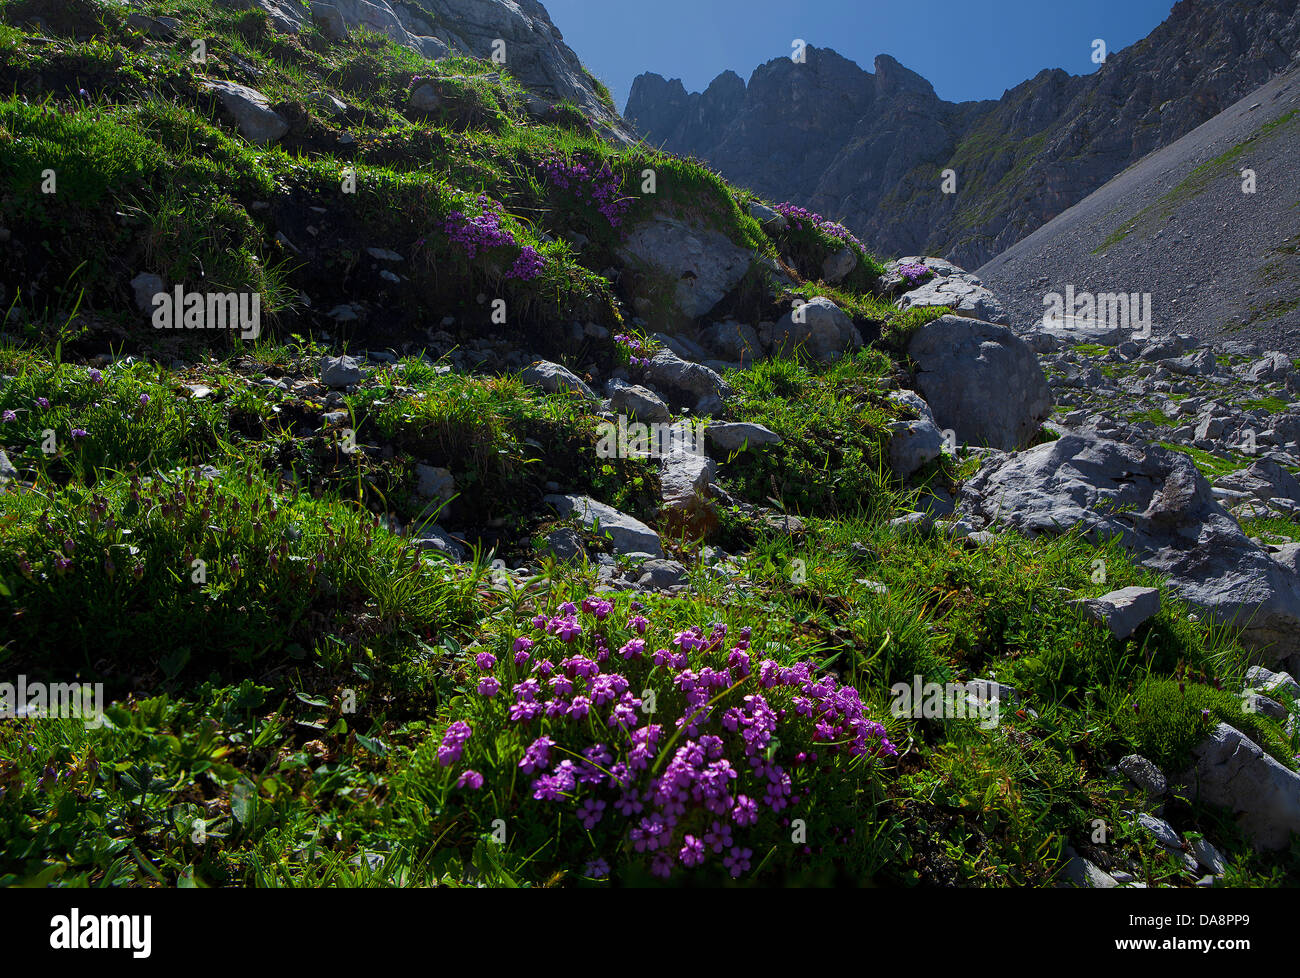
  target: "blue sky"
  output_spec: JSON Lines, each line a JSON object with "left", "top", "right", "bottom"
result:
{"left": 542, "top": 0, "right": 1176, "bottom": 111}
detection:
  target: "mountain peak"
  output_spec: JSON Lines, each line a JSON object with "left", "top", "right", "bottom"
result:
{"left": 872, "top": 54, "right": 936, "bottom": 100}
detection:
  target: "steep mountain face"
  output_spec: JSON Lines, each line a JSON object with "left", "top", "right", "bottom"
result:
{"left": 250, "top": 0, "right": 628, "bottom": 135}
{"left": 625, "top": 0, "right": 1300, "bottom": 267}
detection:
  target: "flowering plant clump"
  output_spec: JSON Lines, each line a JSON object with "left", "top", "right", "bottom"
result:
{"left": 413, "top": 598, "right": 898, "bottom": 883}
{"left": 897, "top": 262, "right": 932, "bottom": 287}
{"left": 440, "top": 194, "right": 547, "bottom": 281}
{"left": 539, "top": 153, "right": 632, "bottom": 228}
{"left": 773, "top": 202, "right": 866, "bottom": 253}
{"left": 612, "top": 333, "right": 651, "bottom": 369}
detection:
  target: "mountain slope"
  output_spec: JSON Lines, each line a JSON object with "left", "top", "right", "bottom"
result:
{"left": 625, "top": 0, "right": 1300, "bottom": 268}
{"left": 979, "top": 64, "right": 1300, "bottom": 350}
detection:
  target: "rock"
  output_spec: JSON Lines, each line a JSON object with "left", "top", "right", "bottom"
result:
{"left": 1062, "top": 856, "right": 1118, "bottom": 888}
{"left": 707, "top": 421, "right": 782, "bottom": 452}
{"left": 1214, "top": 460, "right": 1300, "bottom": 506}
{"left": 545, "top": 494, "right": 664, "bottom": 557}
{"left": 889, "top": 511, "right": 933, "bottom": 533}
{"left": 543, "top": 527, "right": 586, "bottom": 562}
{"left": 311, "top": 91, "right": 348, "bottom": 117}
{"left": 908, "top": 315, "right": 1052, "bottom": 450}
{"left": 1161, "top": 349, "right": 1217, "bottom": 377}
{"left": 617, "top": 216, "right": 753, "bottom": 320}
{"left": 0, "top": 450, "right": 17, "bottom": 488}
{"left": 960, "top": 434, "right": 1300, "bottom": 662}
{"left": 701, "top": 321, "right": 761, "bottom": 363}
{"left": 319, "top": 354, "right": 362, "bottom": 388}
{"left": 821, "top": 246, "right": 858, "bottom": 284}
{"left": 130, "top": 272, "right": 164, "bottom": 313}
{"left": 521, "top": 361, "right": 597, "bottom": 402}
{"left": 1184, "top": 723, "right": 1300, "bottom": 851}
{"left": 1119, "top": 754, "right": 1167, "bottom": 797}
{"left": 200, "top": 80, "right": 290, "bottom": 145}
{"left": 1244, "top": 665, "right": 1300, "bottom": 702}
{"left": 1246, "top": 352, "right": 1290, "bottom": 382}
{"left": 887, "top": 390, "right": 945, "bottom": 479}
{"left": 1072, "top": 586, "right": 1162, "bottom": 639}
{"left": 768, "top": 296, "right": 863, "bottom": 362}
{"left": 642, "top": 348, "right": 731, "bottom": 413}
{"left": 415, "top": 464, "right": 454, "bottom": 502}
{"left": 127, "top": 13, "right": 180, "bottom": 38}
{"left": 636, "top": 558, "right": 689, "bottom": 589}
{"left": 411, "top": 526, "right": 466, "bottom": 562}
{"left": 1190, "top": 837, "right": 1226, "bottom": 876}
{"left": 1272, "top": 543, "right": 1300, "bottom": 576}
{"left": 660, "top": 446, "right": 716, "bottom": 514}
{"left": 1137, "top": 812, "right": 1183, "bottom": 850}
{"left": 760, "top": 512, "right": 805, "bottom": 534}
{"left": 897, "top": 275, "right": 1010, "bottom": 326}
{"left": 606, "top": 379, "right": 670, "bottom": 422}
{"left": 748, "top": 201, "right": 787, "bottom": 232}
{"left": 310, "top": 1, "right": 349, "bottom": 39}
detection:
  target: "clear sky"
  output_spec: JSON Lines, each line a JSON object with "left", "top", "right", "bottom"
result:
{"left": 541, "top": 0, "right": 1177, "bottom": 111}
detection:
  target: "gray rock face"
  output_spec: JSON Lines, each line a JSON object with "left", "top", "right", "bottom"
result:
{"left": 908, "top": 315, "right": 1052, "bottom": 450}
{"left": 1215, "top": 461, "right": 1300, "bottom": 506}
{"left": 617, "top": 216, "right": 753, "bottom": 321}
{"left": 1184, "top": 723, "right": 1300, "bottom": 851}
{"left": 707, "top": 422, "right": 782, "bottom": 453}
{"left": 544, "top": 494, "right": 664, "bottom": 558}
{"left": 320, "top": 354, "right": 363, "bottom": 388}
{"left": 659, "top": 447, "right": 716, "bottom": 514}
{"left": 1119, "top": 754, "right": 1168, "bottom": 798}
{"left": 250, "top": 0, "right": 628, "bottom": 136}
{"left": 636, "top": 558, "right": 688, "bottom": 589}
{"left": 897, "top": 275, "right": 1010, "bottom": 327}
{"left": 521, "top": 361, "right": 596, "bottom": 401}
{"left": 200, "top": 80, "right": 289, "bottom": 144}
{"left": 767, "top": 297, "right": 862, "bottom": 362}
{"left": 416, "top": 464, "right": 455, "bottom": 502}
{"left": 960, "top": 433, "right": 1300, "bottom": 662}
{"left": 626, "top": 1, "right": 1300, "bottom": 268}
{"left": 543, "top": 526, "right": 585, "bottom": 562}
{"left": 606, "top": 379, "right": 670, "bottom": 422}
{"left": 887, "top": 390, "right": 944, "bottom": 480}
{"left": 1072, "top": 586, "right": 1162, "bottom": 640}
{"left": 642, "top": 348, "right": 732, "bottom": 414}
{"left": 412, "top": 526, "right": 466, "bottom": 562}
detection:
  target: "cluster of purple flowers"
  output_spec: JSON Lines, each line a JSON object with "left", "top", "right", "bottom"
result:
{"left": 897, "top": 261, "right": 931, "bottom": 286}
{"left": 612, "top": 334, "right": 650, "bottom": 369}
{"left": 773, "top": 202, "right": 866, "bottom": 253}
{"left": 441, "top": 194, "right": 547, "bottom": 281}
{"left": 539, "top": 153, "right": 632, "bottom": 227}
{"left": 446, "top": 600, "right": 897, "bottom": 881}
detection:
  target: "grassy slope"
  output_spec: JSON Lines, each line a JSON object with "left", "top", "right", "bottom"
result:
{"left": 0, "top": 0, "right": 1298, "bottom": 888}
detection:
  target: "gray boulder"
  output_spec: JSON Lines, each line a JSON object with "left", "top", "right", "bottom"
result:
{"left": 606, "top": 379, "right": 670, "bottom": 422}
{"left": 617, "top": 216, "right": 753, "bottom": 321}
{"left": 642, "top": 348, "right": 731, "bottom": 413}
{"left": 897, "top": 275, "right": 1010, "bottom": 326}
{"left": 1214, "top": 460, "right": 1300, "bottom": 506}
{"left": 200, "top": 80, "right": 289, "bottom": 145}
{"left": 707, "top": 422, "right": 782, "bottom": 453}
{"left": 908, "top": 315, "right": 1052, "bottom": 450}
{"left": 320, "top": 354, "right": 363, "bottom": 388}
{"left": 521, "top": 361, "right": 596, "bottom": 401}
{"left": 768, "top": 296, "right": 862, "bottom": 362}
{"left": 1072, "top": 586, "right": 1162, "bottom": 640}
{"left": 961, "top": 434, "right": 1300, "bottom": 661}
{"left": 1183, "top": 723, "right": 1300, "bottom": 851}
{"left": 887, "top": 390, "right": 944, "bottom": 479}
{"left": 1119, "top": 754, "right": 1167, "bottom": 798}
{"left": 545, "top": 494, "right": 664, "bottom": 558}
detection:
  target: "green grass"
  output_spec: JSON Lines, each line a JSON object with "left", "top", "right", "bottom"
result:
{"left": 0, "top": 0, "right": 1297, "bottom": 889}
